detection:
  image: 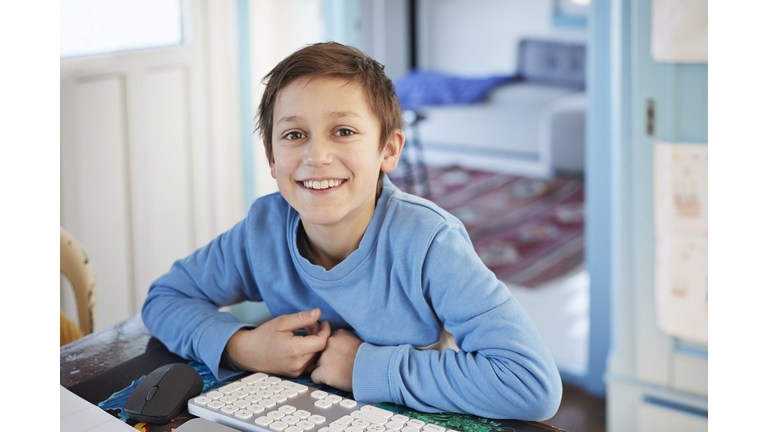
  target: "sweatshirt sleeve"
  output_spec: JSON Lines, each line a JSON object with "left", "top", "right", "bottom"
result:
{"left": 353, "top": 223, "right": 562, "bottom": 421}
{"left": 141, "top": 217, "right": 259, "bottom": 379}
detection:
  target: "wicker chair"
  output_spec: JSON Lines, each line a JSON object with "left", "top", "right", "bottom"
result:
{"left": 60, "top": 227, "right": 97, "bottom": 345}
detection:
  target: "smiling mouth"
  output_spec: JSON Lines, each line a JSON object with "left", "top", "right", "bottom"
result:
{"left": 301, "top": 179, "right": 345, "bottom": 190}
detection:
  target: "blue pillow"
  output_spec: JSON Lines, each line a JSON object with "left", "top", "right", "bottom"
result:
{"left": 394, "top": 70, "right": 517, "bottom": 110}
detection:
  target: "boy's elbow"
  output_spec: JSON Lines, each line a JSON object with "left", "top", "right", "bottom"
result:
{"left": 531, "top": 378, "right": 562, "bottom": 421}
{"left": 523, "top": 372, "right": 562, "bottom": 421}
{"left": 497, "top": 365, "right": 562, "bottom": 421}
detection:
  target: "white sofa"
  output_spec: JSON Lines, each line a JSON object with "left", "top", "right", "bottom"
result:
{"left": 405, "top": 38, "right": 587, "bottom": 178}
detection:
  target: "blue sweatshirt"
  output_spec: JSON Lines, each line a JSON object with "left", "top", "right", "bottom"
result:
{"left": 142, "top": 177, "right": 561, "bottom": 420}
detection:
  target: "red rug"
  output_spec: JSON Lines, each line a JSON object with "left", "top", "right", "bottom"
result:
{"left": 390, "top": 165, "right": 584, "bottom": 287}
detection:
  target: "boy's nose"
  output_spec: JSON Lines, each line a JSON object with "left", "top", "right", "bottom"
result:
{"left": 303, "top": 136, "right": 333, "bottom": 167}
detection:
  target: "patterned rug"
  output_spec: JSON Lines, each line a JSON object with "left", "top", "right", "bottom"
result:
{"left": 390, "top": 165, "right": 584, "bottom": 287}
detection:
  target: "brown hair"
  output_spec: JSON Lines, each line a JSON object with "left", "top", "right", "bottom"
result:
{"left": 256, "top": 42, "right": 403, "bottom": 164}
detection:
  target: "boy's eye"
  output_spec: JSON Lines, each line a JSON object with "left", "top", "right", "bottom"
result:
{"left": 335, "top": 128, "right": 355, "bottom": 137}
{"left": 284, "top": 131, "right": 306, "bottom": 140}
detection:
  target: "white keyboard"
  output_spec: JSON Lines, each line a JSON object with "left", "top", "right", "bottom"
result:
{"left": 188, "top": 372, "right": 457, "bottom": 432}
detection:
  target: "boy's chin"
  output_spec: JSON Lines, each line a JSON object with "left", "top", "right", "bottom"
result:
{"left": 298, "top": 211, "right": 348, "bottom": 228}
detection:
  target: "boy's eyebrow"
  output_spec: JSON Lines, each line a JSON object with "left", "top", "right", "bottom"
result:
{"left": 328, "top": 110, "right": 362, "bottom": 119}
{"left": 276, "top": 111, "right": 362, "bottom": 125}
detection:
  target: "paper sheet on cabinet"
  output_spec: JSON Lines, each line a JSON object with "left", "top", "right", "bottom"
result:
{"left": 651, "top": 0, "right": 708, "bottom": 63}
{"left": 654, "top": 142, "right": 708, "bottom": 344}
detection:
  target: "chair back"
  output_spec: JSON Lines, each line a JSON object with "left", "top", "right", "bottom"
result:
{"left": 60, "top": 227, "right": 97, "bottom": 335}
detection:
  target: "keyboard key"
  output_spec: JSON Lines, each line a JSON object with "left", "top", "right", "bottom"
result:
{"left": 351, "top": 411, "right": 387, "bottom": 425}
{"left": 330, "top": 421, "right": 348, "bottom": 430}
{"left": 258, "top": 390, "right": 275, "bottom": 398}
{"left": 271, "top": 421, "right": 290, "bottom": 431}
{"left": 192, "top": 396, "right": 212, "bottom": 405}
{"left": 245, "top": 395, "right": 263, "bottom": 403}
{"left": 242, "top": 373, "right": 269, "bottom": 383}
{"left": 233, "top": 399, "right": 251, "bottom": 408}
{"left": 315, "top": 400, "right": 333, "bottom": 408}
{"left": 367, "top": 426, "right": 386, "bottom": 432}
{"left": 384, "top": 422, "right": 404, "bottom": 430}
{"left": 259, "top": 399, "right": 277, "bottom": 408}
{"left": 308, "top": 415, "right": 327, "bottom": 424}
{"left": 279, "top": 405, "right": 298, "bottom": 414}
{"left": 335, "top": 416, "right": 354, "bottom": 426}
{"left": 207, "top": 401, "right": 226, "bottom": 410}
{"left": 232, "top": 390, "right": 249, "bottom": 399}
{"left": 401, "top": 427, "right": 420, "bottom": 432}
{"left": 235, "top": 409, "right": 254, "bottom": 420}
{"left": 207, "top": 391, "right": 224, "bottom": 400}
{"left": 319, "top": 428, "right": 336, "bottom": 432}
{"left": 345, "top": 426, "right": 363, "bottom": 432}
{"left": 325, "top": 395, "right": 343, "bottom": 404}
{"left": 243, "top": 386, "right": 261, "bottom": 394}
{"left": 422, "top": 425, "right": 445, "bottom": 432}
{"left": 406, "top": 420, "right": 425, "bottom": 428}
{"left": 256, "top": 416, "right": 275, "bottom": 426}
{"left": 340, "top": 399, "right": 357, "bottom": 408}
{"left": 294, "top": 410, "right": 312, "bottom": 419}
{"left": 248, "top": 404, "right": 266, "bottom": 414}
{"left": 286, "top": 427, "right": 304, "bottom": 432}
{"left": 311, "top": 390, "right": 329, "bottom": 399}
{"left": 268, "top": 385, "right": 285, "bottom": 393}
{"left": 221, "top": 405, "right": 239, "bottom": 415}
{"left": 361, "top": 406, "right": 394, "bottom": 419}
{"left": 220, "top": 395, "right": 238, "bottom": 404}
{"left": 297, "top": 420, "right": 317, "bottom": 430}
{"left": 391, "top": 416, "right": 409, "bottom": 424}
{"left": 284, "top": 416, "right": 301, "bottom": 425}
{"left": 265, "top": 377, "right": 283, "bottom": 384}
{"left": 282, "top": 389, "right": 299, "bottom": 398}
{"left": 257, "top": 381, "right": 273, "bottom": 389}
{"left": 219, "top": 382, "right": 247, "bottom": 394}
{"left": 268, "top": 411, "right": 287, "bottom": 419}
{"left": 271, "top": 393, "right": 289, "bottom": 402}
{"left": 351, "top": 420, "right": 370, "bottom": 428}
{"left": 280, "top": 381, "right": 310, "bottom": 393}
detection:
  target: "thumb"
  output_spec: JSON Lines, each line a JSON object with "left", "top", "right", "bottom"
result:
{"left": 276, "top": 308, "right": 321, "bottom": 332}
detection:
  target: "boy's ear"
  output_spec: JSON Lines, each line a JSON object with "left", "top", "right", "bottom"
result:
{"left": 380, "top": 129, "right": 405, "bottom": 174}
{"left": 263, "top": 139, "right": 277, "bottom": 179}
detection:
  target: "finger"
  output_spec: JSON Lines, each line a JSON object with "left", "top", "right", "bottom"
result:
{"left": 300, "top": 355, "right": 320, "bottom": 375}
{"left": 275, "top": 308, "right": 321, "bottom": 332}
{"left": 317, "top": 320, "right": 331, "bottom": 338}
{"left": 292, "top": 321, "right": 331, "bottom": 354}
{"left": 304, "top": 321, "right": 321, "bottom": 336}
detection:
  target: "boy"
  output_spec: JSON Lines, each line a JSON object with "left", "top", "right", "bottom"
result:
{"left": 142, "top": 42, "right": 561, "bottom": 421}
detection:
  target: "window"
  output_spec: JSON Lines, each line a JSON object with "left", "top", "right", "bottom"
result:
{"left": 60, "top": 0, "right": 184, "bottom": 59}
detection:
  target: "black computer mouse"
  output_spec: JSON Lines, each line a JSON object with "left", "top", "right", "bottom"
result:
{"left": 125, "top": 363, "right": 204, "bottom": 424}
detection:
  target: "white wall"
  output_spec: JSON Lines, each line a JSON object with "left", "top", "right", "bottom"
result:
{"left": 417, "top": 0, "right": 586, "bottom": 76}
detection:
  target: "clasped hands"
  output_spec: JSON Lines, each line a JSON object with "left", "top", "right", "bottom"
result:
{"left": 226, "top": 308, "right": 362, "bottom": 393}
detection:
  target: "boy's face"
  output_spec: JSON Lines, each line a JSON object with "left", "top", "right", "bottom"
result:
{"left": 268, "top": 76, "right": 402, "bottom": 233}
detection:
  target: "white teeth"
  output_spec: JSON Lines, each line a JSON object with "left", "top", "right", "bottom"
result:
{"left": 303, "top": 179, "right": 342, "bottom": 190}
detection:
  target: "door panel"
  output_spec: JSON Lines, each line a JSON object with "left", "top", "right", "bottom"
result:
{"left": 631, "top": 0, "right": 708, "bottom": 389}
{"left": 60, "top": 0, "right": 240, "bottom": 330}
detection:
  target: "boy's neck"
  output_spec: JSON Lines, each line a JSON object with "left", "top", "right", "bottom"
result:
{"left": 301, "top": 218, "right": 368, "bottom": 271}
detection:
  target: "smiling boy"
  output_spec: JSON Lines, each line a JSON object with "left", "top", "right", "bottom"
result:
{"left": 142, "top": 42, "right": 561, "bottom": 420}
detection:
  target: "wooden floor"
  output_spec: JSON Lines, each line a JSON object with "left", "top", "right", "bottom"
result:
{"left": 543, "top": 383, "right": 606, "bottom": 432}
